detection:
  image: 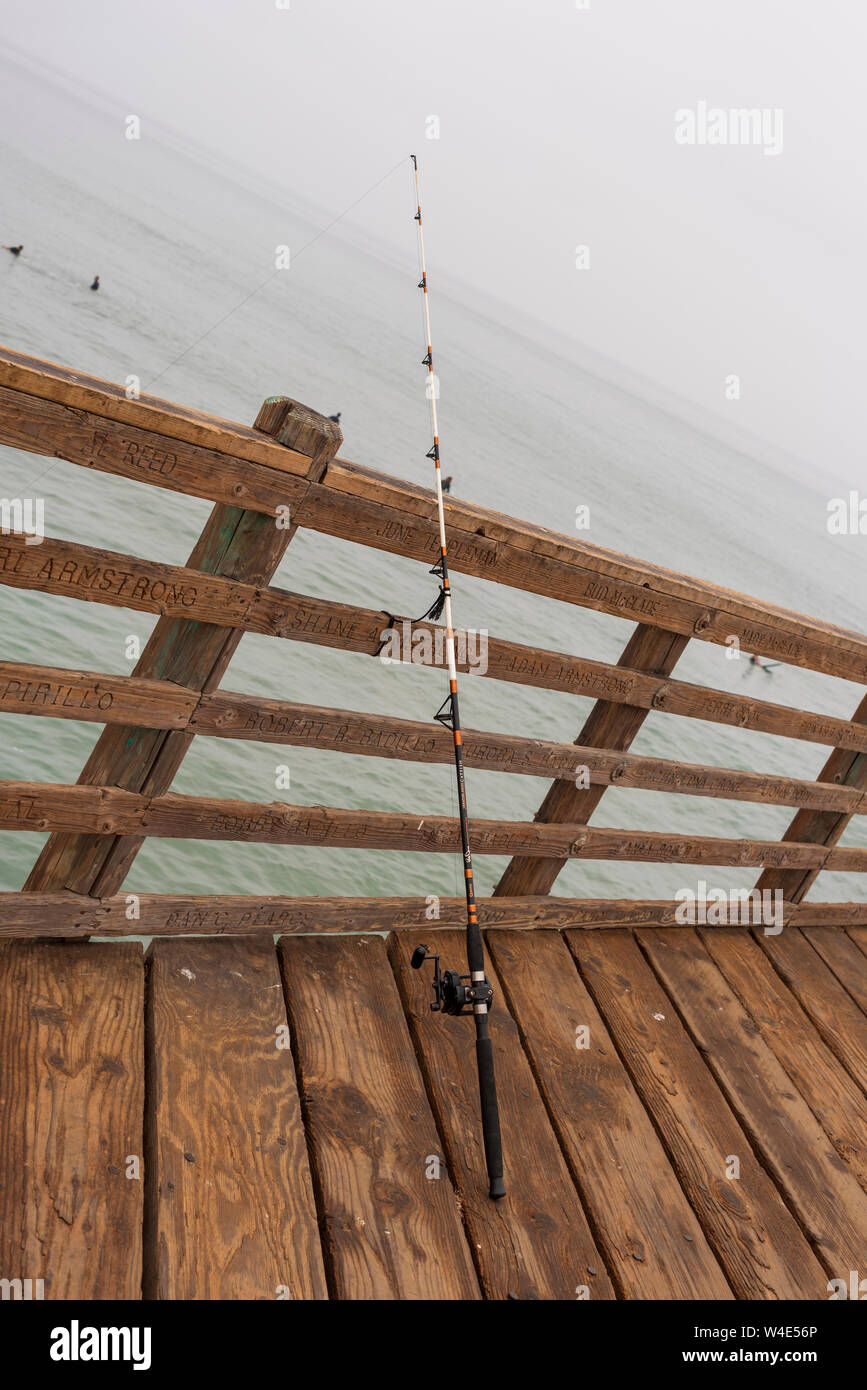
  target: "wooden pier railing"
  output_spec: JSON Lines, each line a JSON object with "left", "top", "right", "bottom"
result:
{"left": 1, "top": 345, "right": 865, "bottom": 933}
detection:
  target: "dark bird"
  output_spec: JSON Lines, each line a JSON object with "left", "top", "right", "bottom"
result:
{"left": 328, "top": 412, "right": 341, "bottom": 424}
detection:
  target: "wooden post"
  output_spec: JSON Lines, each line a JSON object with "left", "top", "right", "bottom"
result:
{"left": 755, "top": 691, "right": 867, "bottom": 904}
{"left": 494, "top": 623, "right": 688, "bottom": 896}
{"left": 24, "top": 396, "right": 341, "bottom": 897}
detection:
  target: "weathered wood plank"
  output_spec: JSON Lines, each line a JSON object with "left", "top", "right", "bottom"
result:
{"left": 293, "top": 470, "right": 867, "bottom": 680}
{"left": 698, "top": 927, "right": 867, "bottom": 1191}
{"left": 5, "top": 781, "right": 867, "bottom": 868}
{"left": 0, "top": 348, "right": 313, "bottom": 473}
{"left": 144, "top": 938, "right": 326, "bottom": 1299}
{"left": 567, "top": 929, "right": 826, "bottom": 1297}
{"left": 3, "top": 662, "right": 859, "bottom": 816}
{"left": 485, "top": 929, "right": 731, "bottom": 1298}
{"left": 0, "top": 531, "right": 384, "bottom": 651}
{"left": 5, "top": 344, "right": 867, "bottom": 681}
{"left": 756, "top": 696, "right": 867, "bottom": 903}
{"left": 389, "top": 929, "right": 615, "bottom": 1300}
{"left": 0, "top": 892, "right": 861, "bottom": 938}
{"left": 0, "top": 661, "right": 196, "bottom": 728}
{"left": 327, "top": 457, "right": 867, "bottom": 666}
{"left": 637, "top": 927, "right": 867, "bottom": 1274}
{"left": 278, "top": 935, "right": 479, "bottom": 1299}
{"left": 4, "top": 527, "right": 867, "bottom": 758}
{"left": 184, "top": 692, "right": 867, "bottom": 815}
{"left": 0, "top": 940, "right": 143, "bottom": 1298}
{"left": 0, "top": 382, "right": 311, "bottom": 512}
{"left": 497, "top": 625, "right": 688, "bottom": 896}
{"left": 801, "top": 926, "right": 867, "bottom": 1019}
{"left": 23, "top": 394, "right": 340, "bottom": 897}
{"left": 756, "top": 926, "right": 867, "bottom": 1091}
{"left": 797, "top": 903, "right": 867, "bottom": 926}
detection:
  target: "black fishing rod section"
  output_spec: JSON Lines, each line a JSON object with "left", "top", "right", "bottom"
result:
{"left": 407, "top": 153, "right": 505, "bottom": 1201}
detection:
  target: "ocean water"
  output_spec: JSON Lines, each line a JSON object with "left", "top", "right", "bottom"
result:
{"left": 1, "top": 51, "right": 865, "bottom": 907}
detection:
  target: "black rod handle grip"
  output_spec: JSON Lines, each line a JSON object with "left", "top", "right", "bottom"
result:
{"left": 476, "top": 1034, "right": 506, "bottom": 1199}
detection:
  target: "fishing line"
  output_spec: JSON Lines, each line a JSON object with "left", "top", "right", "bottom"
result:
{"left": 143, "top": 153, "right": 411, "bottom": 391}
{"left": 406, "top": 155, "right": 505, "bottom": 1201}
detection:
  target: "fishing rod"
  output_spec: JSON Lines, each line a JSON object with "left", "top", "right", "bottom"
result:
{"left": 406, "top": 154, "right": 506, "bottom": 1201}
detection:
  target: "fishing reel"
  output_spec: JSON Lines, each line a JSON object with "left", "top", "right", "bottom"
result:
{"left": 410, "top": 944, "right": 494, "bottom": 1016}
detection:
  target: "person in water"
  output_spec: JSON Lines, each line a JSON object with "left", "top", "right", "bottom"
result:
{"left": 3, "top": 244, "right": 23, "bottom": 256}
{"left": 441, "top": 475, "right": 453, "bottom": 494}
{"left": 90, "top": 275, "right": 100, "bottom": 291}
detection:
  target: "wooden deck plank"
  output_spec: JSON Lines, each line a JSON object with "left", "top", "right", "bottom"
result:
{"left": 144, "top": 938, "right": 327, "bottom": 1300}
{"left": 277, "top": 935, "right": 480, "bottom": 1300}
{"left": 0, "top": 941, "right": 143, "bottom": 1299}
{"left": 638, "top": 927, "right": 867, "bottom": 1275}
{"left": 567, "top": 929, "right": 826, "bottom": 1298}
{"left": 485, "top": 929, "right": 731, "bottom": 1298}
{"left": 699, "top": 928, "right": 867, "bottom": 1191}
{"left": 697, "top": 928, "right": 867, "bottom": 1189}
{"left": 800, "top": 926, "right": 867, "bottom": 1019}
{"left": 756, "top": 927, "right": 867, "bottom": 1092}
{"left": 389, "top": 929, "right": 615, "bottom": 1300}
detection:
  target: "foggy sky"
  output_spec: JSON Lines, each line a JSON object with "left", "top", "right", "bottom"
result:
{"left": 3, "top": 0, "right": 865, "bottom": 484}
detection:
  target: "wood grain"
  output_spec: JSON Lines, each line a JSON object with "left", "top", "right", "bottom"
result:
{"left": 144, "top": 938, "right": 327, "bottom": 1300}
{"left": 23, "top": 394, "right": 339, "bottom": 897}
{"left": 2, "top": 662, "right": 860, "bottom": 816}
{"left": 5, "top": 781, "right": 867, "bottom": 868}
{"left": 802, "top": 925, "right": 867, "bottom": 1017}
{"left": 4, "top": 343, "right": 867, "bottom": 679}
{"left": 637, "top": 927, "right": 867, "bottom": 1275}
{"left": 698, "top": 927, "right": 867, "bottom": 1190}
{"left": 278, "top": 934, "right": 479, "bottom": 1299}
{"left": 485, "top": 929, "right": 731, "bottom": 1298}
{"left": 2, "top": 892, "right": 862, "bottom": 937}
{"left": 497, "top": 625, "right": 687, "bottom": 895}
{"left": 756, "top": 926, "right": 867, "bottom": 1091}
{"left": 389, "top": 929, "right": 615, "bottom": 1300}
{"left": 756, "top": 694, "right": 867, "bottom": 903}
{"left": 0, "top": 940, "right": 144, "bottom": 1298}
{"left": 568, "top": 929, "right": 828, "bottom": 1297}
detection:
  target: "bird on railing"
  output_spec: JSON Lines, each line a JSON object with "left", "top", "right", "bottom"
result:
{"left": 327, "top": 411, "right": 341, "bottom": 424}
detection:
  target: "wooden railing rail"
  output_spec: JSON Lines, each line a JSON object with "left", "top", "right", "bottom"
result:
{"left": 0, "top": 663, "right": 863, "bottom": 815}
{"left": 18, "top": 394, "right": 341, "bottom": 897}
{"left": 3, "top": 782, "right": 867, "bottom": 871}
{"left": 2, "top": 346, "right": 865, "bottom": 681}
{"left": 2, "top": 540, "right": 865, "bottom": 755}
{"left": 1, "top": 344, "right": 865, "bottom": 920}
{"left": 0, "top": 892, "right": 865, "bottom": 936}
